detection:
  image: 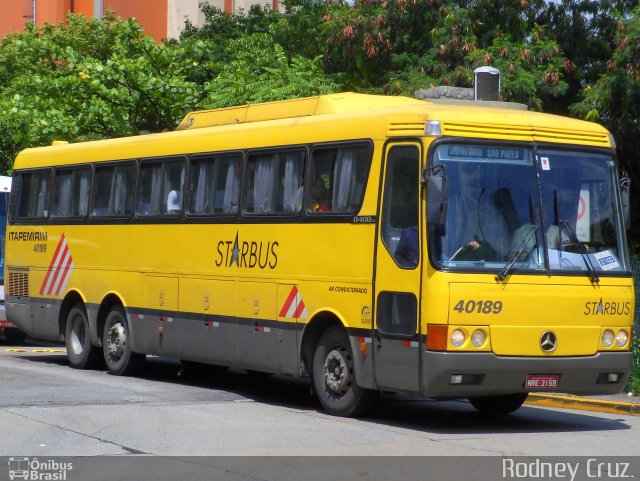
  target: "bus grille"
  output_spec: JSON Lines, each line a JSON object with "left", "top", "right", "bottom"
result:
{"left": 7, "top": 269, "right": 29, "bottom": 297}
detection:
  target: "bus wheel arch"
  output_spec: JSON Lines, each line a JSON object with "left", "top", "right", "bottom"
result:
{"left": 97, "top": 294, "right": 128, "bottom": 348}
{"left": 59, "top": 292, "right": 102, "bottom": 369}
{"left": 100, "top": 301, "right": 144, "bottom": 376}
{"left": 300, "top": 311, "right": 344, "bottom": 379}
{"left": 311, "top": 325, "right": 378, "bottom": 417}
{"left": 59, "top": 291, "right": 85, "bottom": 340}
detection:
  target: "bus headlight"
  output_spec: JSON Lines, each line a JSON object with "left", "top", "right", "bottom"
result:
{"left": 471, "top": 329, "right": 486, "bottom": 347}
{"left": 450, "top": 329, "right": 465, "bottom": 348}
{"left": 616, "top": 330, "right": 629, "bottom": 348}
{"left": 602, "top": 330, "right": 615, "bottom": 348}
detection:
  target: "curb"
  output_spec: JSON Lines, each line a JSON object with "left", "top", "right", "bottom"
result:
{"left": 526, "top": 393, "right": 640, "bottom": 416}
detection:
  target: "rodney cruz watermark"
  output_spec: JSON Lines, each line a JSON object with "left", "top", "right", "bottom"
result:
{"left": 7, "top": 457, "right": 73, "bottom": 480}
{"left": 503, "top": 458, "right": 635, "bottom": 481}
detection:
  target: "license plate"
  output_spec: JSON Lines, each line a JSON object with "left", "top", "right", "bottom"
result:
{"left": 525, "top": 374, "right": 559, "bottom": 389}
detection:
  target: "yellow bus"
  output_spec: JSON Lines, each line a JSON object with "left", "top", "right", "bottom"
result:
{"left": 5, "top": 93, "right": 634, "bottom": 416}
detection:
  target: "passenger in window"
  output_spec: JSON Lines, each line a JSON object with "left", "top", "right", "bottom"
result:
{"left": 310, "top": 178, "right": 331, "bottom": 212}
{"left": 394, "top": 226, "right": 419, "bottom": 268}
{"left": 167, "top": 189, "right": 182, "bottom": 213}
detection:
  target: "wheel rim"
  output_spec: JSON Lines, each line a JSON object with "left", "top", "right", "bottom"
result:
{"left": 70, "top": 314, "right": 86, "bottom": 356}
{"left": 106, "top": 322, "right": 126, "bottom": 360}
{"left": 323, "top": 348, "right": 350, "bottom": 395}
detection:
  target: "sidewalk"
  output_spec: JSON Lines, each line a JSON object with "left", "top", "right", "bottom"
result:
{"left": 526, "top": 392, "right": 640, "bottom": 416}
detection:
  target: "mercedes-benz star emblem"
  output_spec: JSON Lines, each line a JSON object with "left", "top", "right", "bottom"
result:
{"left": 540, "top": 331, "right": 557, "bottom": 352}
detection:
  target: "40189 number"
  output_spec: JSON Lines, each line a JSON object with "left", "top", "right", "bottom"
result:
{"left": 453, "top": 300, "right": 503, "bottom": 314}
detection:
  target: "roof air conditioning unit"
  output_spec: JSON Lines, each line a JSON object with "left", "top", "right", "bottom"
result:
{"left": 474, "top": 66, "right": 500, "bottom": 101}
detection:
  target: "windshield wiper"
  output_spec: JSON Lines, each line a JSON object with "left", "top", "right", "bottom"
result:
{"left": 558, "top": 220, "right": 600, "bottom": 284}
{"left": 496, "top": 224, "right": 538, "bottom": 281}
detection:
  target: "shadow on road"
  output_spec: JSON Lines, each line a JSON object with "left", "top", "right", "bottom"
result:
{"left": 11, "top": 351, "right": 631, "bottom": 436}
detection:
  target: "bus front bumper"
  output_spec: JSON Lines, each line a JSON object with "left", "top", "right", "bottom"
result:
{"left": 422, "top": 351, "right": 633, "bottom": 398}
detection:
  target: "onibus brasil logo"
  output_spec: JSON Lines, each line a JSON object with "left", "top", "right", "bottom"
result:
{"left": 8, "top": 457, "right": 73, "bottom": 480}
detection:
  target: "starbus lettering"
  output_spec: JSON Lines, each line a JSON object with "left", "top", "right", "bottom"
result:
{"left": 583, "top": 297, "right": 631, "bottom": 316}
{"left": 215, "top": 232, "right": 278, "bottom": 269}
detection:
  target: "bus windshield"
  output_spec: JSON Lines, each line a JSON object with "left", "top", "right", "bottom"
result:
{"left": 430, "top": 143, "right": 628, "bottom": 275}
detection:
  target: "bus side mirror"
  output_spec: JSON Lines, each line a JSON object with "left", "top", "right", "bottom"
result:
{"left": 426, "top": 174, "right": 447, "bottom": 228}
{"left": 620, "top": 177, "right": 631, "bottom": 230}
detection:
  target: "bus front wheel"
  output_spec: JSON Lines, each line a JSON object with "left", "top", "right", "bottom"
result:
{"left": 469, "top": 393, "right": 528, "bottom": 415}
{"left": 65, "top": 303, "right": 101, "bottom": 369}
{"left": 312, "top": 327, "right": 377, "bottom": 417}
{"left": 102, "top": 306, "right": 144, "bottom": 376}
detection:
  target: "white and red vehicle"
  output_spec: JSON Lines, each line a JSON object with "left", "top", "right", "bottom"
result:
{"left": 0, "top": 176, "right": 26, "bottom": 343}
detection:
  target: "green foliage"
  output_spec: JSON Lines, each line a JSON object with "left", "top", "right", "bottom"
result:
{"left": 625, "top": 332, "right": 640, "bottom": 395}
{"left": 570, "top": 6, "right": 640, "bottom": 237}
{"left": 0, "top": 10, "right": 340, "bottom": 172}
{"left": 198, "top": 33, "right": 339, "bottom": 108}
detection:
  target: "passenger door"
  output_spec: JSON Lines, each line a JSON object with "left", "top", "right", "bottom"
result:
{"left": 373, "top": 143, "right": 422, "bottom": 392}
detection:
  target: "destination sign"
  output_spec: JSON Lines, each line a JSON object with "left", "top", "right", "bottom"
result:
{"left": 437, "top": 145, "right": 531, "bottom": 164}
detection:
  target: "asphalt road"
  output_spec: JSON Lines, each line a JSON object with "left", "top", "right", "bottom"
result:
{"left": 0, "top": 342, "right": 638, "bottom": 460}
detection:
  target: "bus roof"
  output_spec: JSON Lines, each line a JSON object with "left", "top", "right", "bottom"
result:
{"left": 176, "top": 93, "right": 425, "bottom": 130}
{"left": 14, "top": 93, "right": 613, "bottom": 169}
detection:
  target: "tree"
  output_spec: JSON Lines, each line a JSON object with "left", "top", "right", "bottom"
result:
{"left": 571, "top": 6, "right": 640, "bottom": 238}
{"left": 0, "top": 11, "right": 339, "bottom": 172}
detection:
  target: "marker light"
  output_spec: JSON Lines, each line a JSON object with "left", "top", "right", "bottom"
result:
{"left": 616, "top": 330, "right": 629, "bottom": 348}
{"left": 425, "top": 120, "right": 442, "bottom": 137}
{"left": 450, "top": 329, "right": 465, "bottom": 348}
{"left": 471, "top": 329, "right": 486, "bottom": 348}
{"left": 602, "top": 330, "right": 615, "bottom": 348}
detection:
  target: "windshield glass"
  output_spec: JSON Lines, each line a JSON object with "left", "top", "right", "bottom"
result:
{"left": 429, "top": 143, "right": 628, "bottom": 276}
{"left": 538, "top": 149, "right": 627, "bottom": 273}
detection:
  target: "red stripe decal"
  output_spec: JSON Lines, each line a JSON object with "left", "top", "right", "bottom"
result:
{"left": 292, "top": 300, "right": 306, "bottom": 319}
{"left": 47, "top": 244, "right": 69, "bottom": 295}
{"left": 278, "top": 285, "right": 298, "bottom": 318}
{"left": 40, "top": 234, "right": 66, "bottom": 294}
{"left": 54, "top": 253, "right": 73, "bottom": 296}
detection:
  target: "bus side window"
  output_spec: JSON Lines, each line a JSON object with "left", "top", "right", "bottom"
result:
{"left": 307, "top": 143, "right": 372, "bottom": 214}
{"left": 245, "top": 153, "right": 277, "bottom": 214}
{"left": 137, "top": 158, "right": 185, "bottom": 217}
{"left": 382, "top": 145, "right": 419, "bottom": 268}
{"left": 189, "top": 154, "right": 242, "bottom": 216}
{"left": 377, "top": 292, "right": 417, "bottom": 336}
{"left": 11, "top": 170, "right": 51, "bottom": 220}
{"left": 113, "top": 164, "right": 136, "bottom": 216}
{"left": 163, "top": 161, "right": 185, "bottom": 215}
{"left": 276, "top": 151, "right": 305, "bottom": 214}
{"left": 92, "top": 166, "right": 113, "bottom": 217}
{"left": 93, "top": 162, "right": 136, "bottom": 218}
{"left": 51, "top": 167, "right": 91, "bottom": 219}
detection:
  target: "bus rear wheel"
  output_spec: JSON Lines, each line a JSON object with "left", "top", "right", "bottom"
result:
{"left": 469, "top": 393, "right": 528, "bottom": 415}
{"left": 102, "top": 306, "right": 144, "bottom": 375}
{"left": 65, "top": 303, "right": 101, "bottom": 369}
{"left": 312, "top": 327, "right": 377, "bottom": 417}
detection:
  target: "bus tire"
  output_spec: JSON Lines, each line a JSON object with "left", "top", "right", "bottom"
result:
{"left": 65, "top": 304, "right": 101, "bottom": 369}
{"left": 469, "top": 393, "right": 528, "bottom": 415}
{"left": 5, "top": 327, "right": 27, "bottom": 344}
{"left": 312, "top": 327, "right": 377, "bottom": 417}
{"left": 102, "top": 306, "right": 144, "bottom": 376}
